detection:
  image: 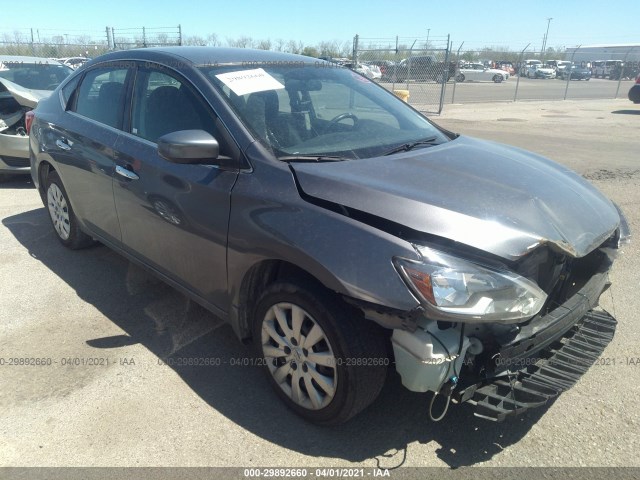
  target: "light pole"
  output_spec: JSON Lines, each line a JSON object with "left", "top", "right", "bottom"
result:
{"left": 541, "top": 17, "right": 553, "bottom": 62}
{"left": 426, "top": 28, "right": 430, "bottom": 51}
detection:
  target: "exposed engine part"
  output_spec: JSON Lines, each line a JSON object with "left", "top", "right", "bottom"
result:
{"left": 391, "top": 319, "right": 469, "bottom": 394}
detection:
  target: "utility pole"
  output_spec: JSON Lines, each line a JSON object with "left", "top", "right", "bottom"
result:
{"left": 541, "top": 17, "right": 552, "bottom": 62}
{"left": 426, "top": 28, "right": 430, "bottom": 50}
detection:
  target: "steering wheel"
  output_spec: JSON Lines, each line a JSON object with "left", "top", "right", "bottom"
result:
{"left": 325, "top": 113, "right": 359, "bottom": 132}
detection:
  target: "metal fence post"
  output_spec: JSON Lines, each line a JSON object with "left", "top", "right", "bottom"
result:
{"left": 438, "top": 36, "right": 451, "bottom": 114}
{"left": 615, "top": 45, "right": 635, "bottom": 98}
{"left": 353, "top": 34, "right": 359, "bottom": 63}
{"left": 392, "top": 35, "right": 398, "bottom": 90}
{"left": 514, "top": 43, "right": 530, "bottom": 102}
{"left": 564, "top": 45, "right": 580, "bottom": 100}
{"left": 451, "top": 41, "right": 464, "bottom": 104}
{"left": 178, "top": 24, "right": 182, "bottom": 46}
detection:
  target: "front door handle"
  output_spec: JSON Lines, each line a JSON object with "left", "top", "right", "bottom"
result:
{"left": 115, "top": 165, "right": 139, "bottom": 181}
{"left": 55, "top": 139, "right": 71, "bottom": 151}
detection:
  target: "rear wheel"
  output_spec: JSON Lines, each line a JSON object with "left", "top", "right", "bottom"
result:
{"left": 253, "top": 281, "right": 388, "bottom": 425}
{"left": 45, "top": 171, "right": 94, "bottom": 249}
{"left": 455, "top": 73, "right": 465, "bottom": 82}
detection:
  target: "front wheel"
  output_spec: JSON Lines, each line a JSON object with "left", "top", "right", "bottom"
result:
{"left": 253, "top": 281, "right": 388, "bottom": 425}
{"left": 493, "top": 74, "right": 503, "bottom": 83}
{"left": 45, "top": 171, "right": 94, "bottom": 249}
{"left": 455, "top": 73, "right": 465, "bottom": 82}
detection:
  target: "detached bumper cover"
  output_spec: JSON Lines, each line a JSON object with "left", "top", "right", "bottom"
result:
{"left": 455, "top": 270, "right": 617, "bottom": 421}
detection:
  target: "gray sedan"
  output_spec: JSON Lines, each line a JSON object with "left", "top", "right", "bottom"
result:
{"left": 30, "top": 47, "right": 629, "bottom": 425}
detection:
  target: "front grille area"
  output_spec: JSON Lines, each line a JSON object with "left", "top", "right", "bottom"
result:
{"left": 458, "top": 310, "right": 616, "bottom": 421}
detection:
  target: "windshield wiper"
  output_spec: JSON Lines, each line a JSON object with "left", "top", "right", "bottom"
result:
{"left": 382, "top": 136, "right": 441, "bottom": 156}
{"left": 278, "top": 155, "right": 350, "bottom": 163}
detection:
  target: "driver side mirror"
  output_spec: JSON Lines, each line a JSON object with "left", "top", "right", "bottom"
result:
{"left": 158, "top": 130, "right": 220, "bottom": 164}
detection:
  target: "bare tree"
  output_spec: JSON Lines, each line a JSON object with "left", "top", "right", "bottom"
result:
{"left": 206, "top": 33, "right": 221, "bottom": 47}
{"left": 286, "top": 39, "right": 304, "bottom": 54}
{"left": 227, "top": 36, "right": 254, "bottom": 48}
{"left": 256, "top": 38, "right": 272, "bottom": 50}
{"left": 274, "top": 38, "right": 286, "bottom": 52}
{"left": 156, "top": 32, "right": 169, "bottom": 45}
{"left": 184, "top": 35, "right": 206, "bottom": 46}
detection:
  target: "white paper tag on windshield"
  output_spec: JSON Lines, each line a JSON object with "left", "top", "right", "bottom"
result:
{"left": 215, "top": 68, "right": 284, "bottom": 96}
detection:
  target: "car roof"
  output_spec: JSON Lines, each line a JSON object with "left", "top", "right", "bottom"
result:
{"left": 91, "top": 47, "right": 322, "bottom": 67}
{"left": 0, "top": 55, "right": 65, "bottom": 65}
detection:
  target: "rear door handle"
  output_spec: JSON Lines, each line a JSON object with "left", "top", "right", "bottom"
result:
{"left": 115, "top": 165, "right": 139, "bottom": 181}
{"left": 55, "top": 139, "right": 71, "bottom": 151}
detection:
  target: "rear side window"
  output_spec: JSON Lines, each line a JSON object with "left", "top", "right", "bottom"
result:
{"left": 73, "top": 67, "right": 129, "bottom": 129}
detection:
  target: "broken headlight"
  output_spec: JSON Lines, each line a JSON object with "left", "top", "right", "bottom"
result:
{"left": 395, "top": 246, "right": 547, "bottom": 323}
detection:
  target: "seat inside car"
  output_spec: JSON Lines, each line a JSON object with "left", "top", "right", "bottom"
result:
{"left": 95, "top": 81, "right": 125, "bottom": 128}
{"left": 143, "top": 85, "right": 202, "bottom": 143}
{"left": 244, "top": 90, "right": 300, "bottom": 148}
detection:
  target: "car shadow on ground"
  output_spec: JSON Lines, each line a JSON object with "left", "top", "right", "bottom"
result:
{"left": 611, "top": 109, "right": 640, "bottom": 115}
{"left": 0, "top": 175, "right": 34, "bottom": 189}
{"left": 3, "top": 207, "right": 550, "bottom": 468}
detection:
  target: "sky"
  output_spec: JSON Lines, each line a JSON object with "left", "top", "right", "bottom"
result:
{"left": 1, "top": 0, "right": 638, "bottom": 51}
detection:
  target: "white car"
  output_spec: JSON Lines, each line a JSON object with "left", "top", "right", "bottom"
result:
{"left": 455, "top": 63, "right": 509, "bottom": 83}
{"left": 0, "top": 56, "right": 72, "bottom": 178}
{"left": 526, "top": 64, "right": 556, "bottom": 79}
{"left": 363, "top": 63, "right": 382, "bottom": 81}
{"left": 56, "top": 57, "right": 90, "bottom": 70}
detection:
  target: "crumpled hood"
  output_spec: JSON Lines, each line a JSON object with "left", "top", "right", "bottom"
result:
{"left": 0, "top": 77, "right": 50, "bottom": 108}
{"left": 291, "top": 136, "right": 621, "bottom": 260}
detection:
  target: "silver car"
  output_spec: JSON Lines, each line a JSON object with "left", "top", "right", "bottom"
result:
{"left": 0, "top": 56, "right": 72, "bottom": 179}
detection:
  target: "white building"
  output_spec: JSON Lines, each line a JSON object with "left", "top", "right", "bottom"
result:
{"left": 564, "top": 44, "right": 640, "bottom": 64}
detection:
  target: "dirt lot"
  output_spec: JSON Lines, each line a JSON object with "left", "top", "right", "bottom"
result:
{"left": 1, "top": 99, "right": 638, "bottom": 473}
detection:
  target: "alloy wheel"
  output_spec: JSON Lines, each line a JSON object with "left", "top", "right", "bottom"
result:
{"left": 261, "top": 302, "right": 337, "bottom": 410}
{"left": 47, "top": 183, "right": 70, "bottom": 240}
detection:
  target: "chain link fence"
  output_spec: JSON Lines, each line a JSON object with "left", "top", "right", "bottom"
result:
{"left": 0, "top": 26, "right": 182, "bottom": 63}
{"left": 444, "top": 44, "right": 640, "bottom": 105}
{"left": 2, "top": 27, "right": 638, "bottom": 111}
{"left": 353, "top": 35, "right": 452, "bottom": 114}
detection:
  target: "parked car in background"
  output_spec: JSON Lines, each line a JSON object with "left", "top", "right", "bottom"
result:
{"left": 559, "top": 64, "right": 591, "bottom": 81}
{"left": 526, "top": 64, "right": 556, "bottom": 79}
{"left": 497, "top": 61, "right": 515, "bottom": 76}
{"left": 455, "top": 63, "right": 509, "bottom": 83}
{"left": 368, "top": 60, "right": 396, "bottom": 81}
{"left": 546, "top": 60, "right": 570, "bottom": 74}
{"left": 0, "top": 56, "right": 72, "bottom": 179}
{"left": 610, "top": 62, "right": 640, "bottom": 81}
{"left": 362, "top": 63, "right": 382, "bottom": 81}
{"left": 344, "top": 62, "right": 375, "bottom": 80}
{"left": 393, "top": 56, "right": 455, "bottom": 82}
{"left": 519, "top": 59, "right": 541, "bottom": 76}
{"left": 593, "top": 60, "right": 623, "bottom": 78}
{"left": 629, "top": 74, "right": 640, "bottom": 103}
{"left": 29, "top": 47, "right": 629, "bottom": 425}
{"left": 57, "top": 57, "right": 91, "bottom": 70}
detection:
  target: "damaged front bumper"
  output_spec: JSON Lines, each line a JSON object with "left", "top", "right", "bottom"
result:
{"left": 385, "top": 254, "right": 618, "bottom": 421}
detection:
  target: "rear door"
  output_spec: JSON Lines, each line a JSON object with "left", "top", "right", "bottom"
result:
{"left": 47, "top": 64, "right": 132, "bottom": 244}
{"left": 111, "top": 63, "right": 240, "bottom": 311}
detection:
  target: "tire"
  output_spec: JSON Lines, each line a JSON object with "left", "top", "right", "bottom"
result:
{"left": 253, "top": 281, "right": 388, "bottom": 425}
{"left": 493, "top": 74, "right": 503, "bottom": 83}
{"left": 45, "top": 170, "right": 94, "bottom": 249}
{"left": 455, "top": 73, "right": 465, "bottom": 82}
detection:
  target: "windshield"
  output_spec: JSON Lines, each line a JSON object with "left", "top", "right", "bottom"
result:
{"left": 199, "top": 63, "right": 448, "bottom": 159}
{"left": 0, "top": 61, "right": 73, "bottom": 90}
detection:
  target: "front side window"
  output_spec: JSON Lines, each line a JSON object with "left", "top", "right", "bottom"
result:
{"left": 73, "top": 67, "right": 129, "bottom": 129}
{"left": 200, "top": 64, "right": 448, "bottom": 160}
{"left": 131, "top": 68, "right": 217, "bottom": 145}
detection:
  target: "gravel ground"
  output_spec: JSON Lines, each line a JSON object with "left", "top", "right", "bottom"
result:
{"left": 0, "top": 98, "right": 638, "bottom": 473}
